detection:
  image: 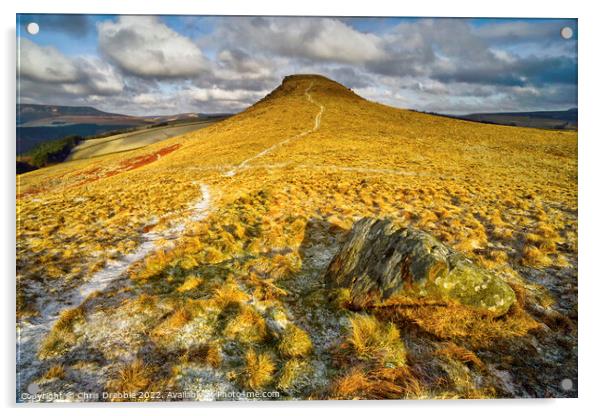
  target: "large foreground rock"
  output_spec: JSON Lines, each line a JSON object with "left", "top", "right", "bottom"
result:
{"left": 325, "top": 218, "right": 516, "bottom": 316}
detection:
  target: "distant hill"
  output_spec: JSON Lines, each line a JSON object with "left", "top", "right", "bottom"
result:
{"left": 17, "top": 104, "right": 127, "bottom": 125}
{"left": 451, "top": 108, "right": 577, "bottom": 130}
{"left": 16, "top": 104, "right": 233, "bottom": 154}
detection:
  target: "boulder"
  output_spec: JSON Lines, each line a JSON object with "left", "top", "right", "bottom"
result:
{"left": 325, "top": 218, "right": 516, "bottom": 316}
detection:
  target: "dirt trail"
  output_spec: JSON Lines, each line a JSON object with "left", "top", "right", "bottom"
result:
{"left": 17, "top": 184, "right": 212, "bottom": 398}
{"left": 224, "top": 82, "right": 324, "bottom": 177}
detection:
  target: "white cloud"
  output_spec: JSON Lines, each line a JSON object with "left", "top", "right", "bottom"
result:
{"left": 19, "top": 38, "right": 79, "bottom": 83}
{"left": 18, "top": 39, "right": 124, "bottom": 98}
{"left": 77, "top": 57, "right": 124, "bottom": 95}
{"left": 212, "top": 17, "right": 386, "bottom": 64}
{"left": 187, "top": 86, "right": 267, "bottom": 103}
{"left": 98, "top": 16, "right": 207, "bottom": 78}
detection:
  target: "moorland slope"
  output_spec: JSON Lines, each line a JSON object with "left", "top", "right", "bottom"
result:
{"left": 17, "top": 75, "right": 577, "bottom": 400}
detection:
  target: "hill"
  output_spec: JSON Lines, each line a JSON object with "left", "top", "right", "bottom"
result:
{"left": 17, "top": 104, "right": 127, "bottom": 125}
{"left": 67, "top": 118, "right": 229, "bottom": 161}
{"left": 16, "top": 75, "right": 577, "bottom": 400}
{"left": 16, "top": 103, "right": 232, "bottom": 154}
{"left": 452, "top": 108, "right": 578, "bottom": 130}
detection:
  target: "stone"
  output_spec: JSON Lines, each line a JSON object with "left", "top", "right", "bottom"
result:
{"left": 325, "top": 218, "right": 516, "bottom": 316}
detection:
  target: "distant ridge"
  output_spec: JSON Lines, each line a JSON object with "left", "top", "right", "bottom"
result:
{"left": 448, "top": 108, "right": 577, "bottom": 130}
{"left": 16, "top": 103, "right": 233, "bottom": 154}
{"left": 17, "top": 104, "right": 127, "bottom": 125}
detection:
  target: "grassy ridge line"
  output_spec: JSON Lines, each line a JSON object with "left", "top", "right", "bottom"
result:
{"left": 224, "top": 81, "right": 324, "bottom": 177}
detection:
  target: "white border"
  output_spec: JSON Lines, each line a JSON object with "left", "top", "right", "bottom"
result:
{"left": 2, "top": 1, "right": 600, "bottom": 415}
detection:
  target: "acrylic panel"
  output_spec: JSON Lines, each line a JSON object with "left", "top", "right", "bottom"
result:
{"left": 16, "top": 14, "right": 578, "bottom": 402}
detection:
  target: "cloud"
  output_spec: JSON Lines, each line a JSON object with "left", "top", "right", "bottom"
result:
{"left": 431, "top": 54, "right": 577, "bottom": 87}
{"left": 187, "top": 86, "right": 268, "bottom": 105}
{"left": 210, "top": 17, "right": 386, "bottom": 64}
{"left": 19, "top": 38, "right": 79, "bottom": 83}
{"left": 18, "top": 39, "right": 124, "bottom": 101}
{"left": 473, "top": 20, "right": 574, "bottom": 45}
{"left": 215, "top": 49, "right": 274, "bottom": 80}
{"left": 75, "top": 57, "right": 125, "bottom": 95}
{"left": 98, "top": 16, "right": 207, "bottom": 78}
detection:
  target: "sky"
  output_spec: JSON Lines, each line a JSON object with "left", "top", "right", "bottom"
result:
{"left": 16, "top": 14, "right": 577, "bottom": 116}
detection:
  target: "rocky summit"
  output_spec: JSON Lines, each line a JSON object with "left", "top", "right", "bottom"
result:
{"left": 325, "top": 218, "right": 516, "bottom": 316}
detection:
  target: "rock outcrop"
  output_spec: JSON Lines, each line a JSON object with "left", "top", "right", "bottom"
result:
{"left": 325, "top": 218, "right": 516, "bottom": 316}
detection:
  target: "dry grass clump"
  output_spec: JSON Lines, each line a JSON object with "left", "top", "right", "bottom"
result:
{"left": 38, "top": 307, "right": 85, "bottom": 359}
{"left": 223, "top": 305, "right": 268, "bottom": 344}
{"left": 243, "top": 349, "right": 276, "bottom": 390}
{"left": 278, "top": 324, "right": 313, "bottom": 358}
{"left": 181, "top": 343, "right": 222, "bottom": 368}
{"left": 150, "top": 306, "right": 192, "bottom": 342}
{"left": 348, "top": 314, "right": 406, "bottom": 368}
{"left": 331, "top": 365, "right": 423, "bottom": 399}
{"left": 43, "top": 364, "right": 66, "bottom": 380}
{"left": 378, "top": 302, "right": 540, "bottom": 350}
{"left": 177, "top": 275, "right": 203, "bottom": 293}
{"left": 211, "top": 279, "right": 250, "bottom": 309}
{"left": 521, "top": 245, "right": 553, "bottom": 267}
{"left": 435, "top": 342, "right": 485, "bottom": 371}
{"left": 277, "top": 358, "right": 310, "bottom": 391}
{"left": 105, "top": 359, "right": 153, "bottom": 400}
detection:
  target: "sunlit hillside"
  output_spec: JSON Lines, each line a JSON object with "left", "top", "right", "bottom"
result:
{"left": 16, "top": 74, "right": 577, "bottom": 400}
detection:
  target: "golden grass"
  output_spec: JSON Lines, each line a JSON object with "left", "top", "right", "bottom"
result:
{"left": 278, "top": 324, "right": 312, "bottom": 358}
{"left": 181, "top": 343, "right": 222, "bottom": 368}
{"left": 105, "top": 359, "right": 152, "bottom": 399}
{"left": 177, "top": 275, "right": 203, "bottom": 293}
{"left": 211, "top": 280, "right": 250, "bottom": 310}
{"left": 223, "top": 304, "right": 268, "bottom": 344}
{"left": 277, "top": 358, "right": 310, "bottom": 391}
{"left": 43, "top": 364, "right": 65, "bottom": 380}
{"left": 243, "top": 349, "right": 275, "bottom": 390}
{"left": 348, "top": 314, "right": 406, "bottom": 368}
{"left": 38, "top": 307, "right": 85, "bottom": 359}
{"left": 331, "top": 366, "right": 423, "bottom": 400}
{"left": 376, "top": 302, "right": 541, "bottom": 350}
{"left": 435, "top": 342, "right": 485, "bottom": 371}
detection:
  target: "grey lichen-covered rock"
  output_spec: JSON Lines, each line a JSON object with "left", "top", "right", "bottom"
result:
{"left": 325, "top": 218, "right": 516, "bottom": 316}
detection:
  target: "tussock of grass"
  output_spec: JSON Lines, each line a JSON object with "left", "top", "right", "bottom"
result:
{"left": 435, "top": 342, "right": 485, "bottom": 371}
{"left": 278, "top": 324, "right": 312, "bottom": 358}
{"left": 348, "top": 314, "right": 406, "bottom": 368}
{"left": 38, "top": 307, "right": 85, "bottom": 359}
{"left": 151, "top": 306, "right": 191, "bottom": 341}
{"left": 521, "top": 245, "right": 552, "bottom": 267}
{"left": 182, "top": 343, "right": 222, "bottom": 368}
{"left": 43, "top": 364, "right": 66, "bottom": 380}
{"left": 177, "top": 275, "right": 203, "bottom": 293}
{"left": 105, "top": 359, "right": 152, "bottom": 400}
{"left": 243, "top": 349, "right": 275, "bottom": 390}
{"left": 223, "top": 305, "right": 267, "bottom": 344}
{"left": 332, "top": 366, "right": 423, "bottom": 399}
{"left": 277, "top": 358, "right": 310, "bottom": 391}
{"left": 377, "top": 302, "right": 540, "bottom": 349}
{"left": 211, "top": 279, "right": 250, "bottom": 310}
